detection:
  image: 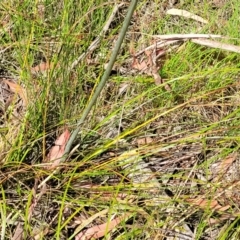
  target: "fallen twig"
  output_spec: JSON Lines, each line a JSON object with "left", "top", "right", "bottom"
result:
{"left": 134, "top": 39, "right": 181, "bottom": 57}
{"left": 153, "top": 33, "right": 223, "bottom": 40}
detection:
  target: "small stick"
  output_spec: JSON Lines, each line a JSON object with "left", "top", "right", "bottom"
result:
{"left": 134, "top": 40, "right": 182, "bottom": 57}
{"left": 153, "top": 33, "right": 223, "bottom": 40}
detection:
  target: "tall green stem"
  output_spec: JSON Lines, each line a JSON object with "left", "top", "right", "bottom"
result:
{"left": 64, "top": 0, "right": 138, "bottom": 155}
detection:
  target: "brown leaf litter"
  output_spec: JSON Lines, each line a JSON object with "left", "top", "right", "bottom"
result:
{"left": 44, "top": 128, "right": 70, "bottom": 170}
{"left": 0, "top": 78, "right": 27, "bottom": 160}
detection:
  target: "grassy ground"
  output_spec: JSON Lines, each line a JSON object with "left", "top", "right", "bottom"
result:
{"left": 1, "top": 0, "right": 240, "bottom": 239}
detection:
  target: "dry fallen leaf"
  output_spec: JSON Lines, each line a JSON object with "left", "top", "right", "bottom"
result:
{"left": 212, "top": 152, "right": 237, "bottom": 181}
{"left": 191, "top": 38, "right": 240, "bottom": 54}
{"left": 75, "top": 214, "right": 131, "bottom": 240}
{"left": 31, "top": 62, "right": 56, "bottom": 75}
{"left": 3, "top": 79, "right": 28, "bottom": 107}
{"left": 146, "top": 50, "right": 171, "bottom": 91}
{"left": 186, "top": 197, "right": 231, "bottom": 212}
{"left": 166, "top": 8, "right": 208, "bottom": 24}
{"left": 135, "top": 137, "right": 154, "bottom": 146}
{"left": 132, "top": 57, "right": 148, "bottom": 72}
{"left": 132, "top": 50, "right": 172, "bottom": 90}
{"left": 46, "top": 128, "right": 70, "bottom": 169}
{"left": 11, "top": 223, "right": 24, "bottom": 240}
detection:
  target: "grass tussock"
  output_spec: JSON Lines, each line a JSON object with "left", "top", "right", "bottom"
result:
{"left": 1, "top": 0, "right": 240, "bottom": 239}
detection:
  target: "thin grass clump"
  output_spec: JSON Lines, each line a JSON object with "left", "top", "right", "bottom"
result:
{"left": 1, "top": 0, "right": 240, "bottom": 239}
